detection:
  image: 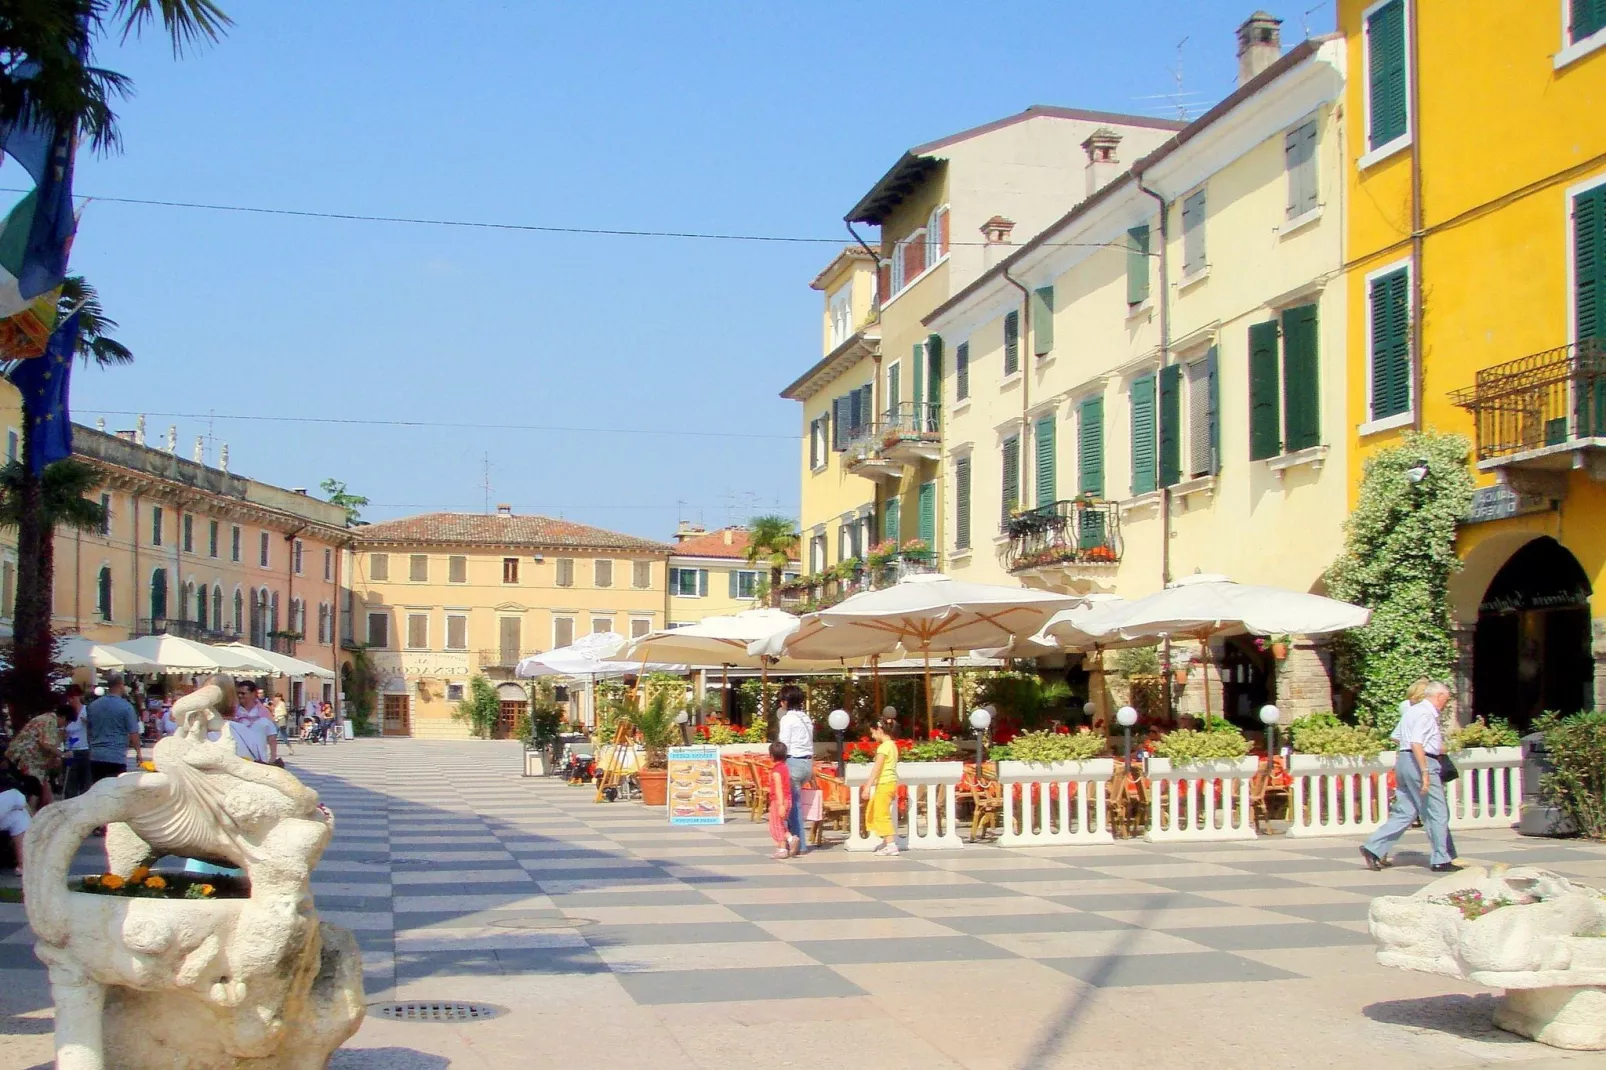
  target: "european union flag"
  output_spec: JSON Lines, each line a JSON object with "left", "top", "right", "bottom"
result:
{"left": 8, "top": 311, "right": 79, "bottom": 472}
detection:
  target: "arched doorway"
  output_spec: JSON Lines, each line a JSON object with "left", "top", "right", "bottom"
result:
{"left": 496, "top": 682, "right": 527, "bottom": 740}
{"left": 1473, "top": 536, "right": 1593, "bottom": 732}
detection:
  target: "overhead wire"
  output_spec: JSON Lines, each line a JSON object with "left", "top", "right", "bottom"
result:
{"left": 75, "top": 409, "right": 797, "bottom": 441}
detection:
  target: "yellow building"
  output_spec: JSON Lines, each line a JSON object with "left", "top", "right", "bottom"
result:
{"left": 665, "top": 524, "right": 798, "bottom": 625}
{"left": 785, "top": 108, "right": 1185, "bottom": 584}
{"left": 349, "top": 508, "right": 672, "bottom": 737}
{"left": 1339, "top": 0, "right": 1606, "bottom": 727}
{"left": 926, "top": 20, "right": 1348, "bottom": 718}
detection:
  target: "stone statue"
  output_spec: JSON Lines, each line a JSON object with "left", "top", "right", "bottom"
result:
{"left": 1370, "top": 864, "right": 1606, "bottom": 1050}
{"left": 24, "top": 677, "right": 365, "bottom": 1070}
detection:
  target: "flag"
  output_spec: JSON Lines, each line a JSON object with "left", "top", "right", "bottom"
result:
{"left": 8, "top": 311, "right": 80, "bottom": 472}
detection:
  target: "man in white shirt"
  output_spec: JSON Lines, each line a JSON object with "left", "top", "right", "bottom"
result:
{"left": 776, "top": 685, "right": 814, "bottom": 856}
{"left": 232, "top": 681, "right": 278, "bottom": 764}
{"left": 1362, "top": 681, "right": 1457, "bottom": 872}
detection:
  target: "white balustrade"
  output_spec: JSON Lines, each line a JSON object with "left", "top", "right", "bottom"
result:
{"left": 1144, "top": 756, "right": 1260, "bottom": 842}
{"left": 996, "top": 759, "right": 1116, "bottom": 847}
{"left": 898, "top": 763, "right": 965, "bottom": 850}
{"left": 1445, "top": 746, "right": 1523, "bottom": 829}
{"left": 844, "top": 764, "right": 897, "bottom": 852}
{"left": 1286, "top": 753, "right": 1392, "bottom": 837}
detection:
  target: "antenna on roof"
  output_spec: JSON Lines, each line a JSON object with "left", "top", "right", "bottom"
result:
{"left": 1167, "top": 37, "right": 1191, "bottom": 121}
{"left": 1130, "top": 37, "right": 1208, "bottom": 120}
{"left": 1302, "top": 0, "right": 1331, "bottom": 39}
{"left": 481, "top": 453, "right": 492, "bottom": 514}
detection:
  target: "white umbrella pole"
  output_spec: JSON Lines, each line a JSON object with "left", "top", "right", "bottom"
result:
{"left": 923, "top": 651, "right": 932, "bottom": 737}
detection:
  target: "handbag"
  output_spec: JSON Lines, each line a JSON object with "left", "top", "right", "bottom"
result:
{"left": 799, "top": 787, "right": 824, "bottom": 824}
{"left": 1435, "top": 753, "right": 1459, "bottom": 783}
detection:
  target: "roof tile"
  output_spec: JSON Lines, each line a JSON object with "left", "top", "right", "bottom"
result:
{"left": 354, "top": 512, "right": 674, "bottom": 553}
{"left": 671, "top": 527, "right": 800, "bottom": 562}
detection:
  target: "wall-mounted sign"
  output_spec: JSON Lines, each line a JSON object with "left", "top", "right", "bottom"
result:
{"left": 1463, "top": 484, "right": 1553, "bottom": 526}
{"left": 368, "top": 652, "right": 472, "bottom": 678}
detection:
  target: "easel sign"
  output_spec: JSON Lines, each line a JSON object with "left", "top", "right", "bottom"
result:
{"left": 667, "top": 745, "right": 723, "bottom": 825}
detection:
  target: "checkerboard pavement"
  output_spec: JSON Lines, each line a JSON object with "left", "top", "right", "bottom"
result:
{"left": 4, "top": 739, "right": 1605, "bottom": 1069}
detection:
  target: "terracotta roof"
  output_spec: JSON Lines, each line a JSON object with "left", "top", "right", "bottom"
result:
{"left": 354, "top": 512, "right": 674, "bottom": 553}
{"left": 672, "top": 527, "right": 801, "bottom": 562}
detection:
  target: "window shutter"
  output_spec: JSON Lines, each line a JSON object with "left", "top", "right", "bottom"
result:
{"left": 1130, "top": 376, "right": 1157, "bottom": 494}
{"left": 956, "top": 342, "right": 970, "bottom": 400}
{"left": 1001, "top": 436, "right": 1020, "bottom": 520}
{"left": 729, "top": 570, "right": 739, "bottom": 598}
{"left": 1182, "top": 191, "right": 1206, "bottom": 276}
{"left": 1281, "top": 303, "right": 1321, "bottom": 451}
{"left": 1158, "top": 363, "right": 1182, "bottom": 487}
{"left": 1575, "top": 185, "right": 1605, "bottom": 343}
{"left": 954, "top": 459, "right": 971, "bottom": 550}
{"left": 1575, "top": 0, "right": 1606, "bottom": 40}
{"left": 1369, "top": 268, "right": 1411, "bottom": 419}
{"left": 595, "top": 559, "right": 613, "bottom": 588}
{"left": 877, "top": 261, "right": 891, "bottom": 304}
{"left": 1032, "top": 287, "right": 1054, "bottom": 355}
{"left": 698, "top": 569, "right": 709, "bottom": 597}
{"left": 809, "top": 417, "right": 821, "bottom": 469}
{"left": 1126, "top": 225, "right": 1151, "bottom": 305}
{"left": 1003, "top": 311, "right": 1020, "bottom": 376}
{"left": 1367, "top": 0, "right": 1407, "bottom": 149}
{"left": 1206, "top": 346, "right": 1221, "bottom": 475}
{"left": 1078, "top": 396, "right": 1105, "bottom": 498}
{"left": 1034, "top": 416, "right": 1057, "bottom": 505}
{"left": 1249, "top": 320, "right": 1283, "bottom": 460}
{"left": 860, "top": 385, "right": 873, "bottom": 428}
{"left": 926, "top": 334, "right": 943, "bottom": 412}
{"left": 911, "top": 342, "right": 925, "bottom": 426}
{"left": 832, "top": 396, "right": 848, "bottom": 449}
{"left": 849, "top": 388, "right": 863, "bottom": 435}
{"left": 1187, "top": 359, "right": 1212, "bottom": 477}
{"left": 918, "top": 481, "right": 937, "bottom": 545}
{"left": 884, "top": 497, "right": 901, "bottom": 543}
{"left": 887, "top": 363, "right": 901, "bottom": 412}
{"left": 1286, "top": 121, "right": 1318, "bottom": 217}
{"left": 936, "top": 207, "right": 950, "bottom": 255}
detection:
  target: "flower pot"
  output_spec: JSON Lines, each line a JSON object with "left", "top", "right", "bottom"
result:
{"left": 1271, "top": 642, "right": 1288, "bottom": 660}
{"left": 637, "top": 768, "right": 669, "bottom": 806}
{"left": 523, "top": 749, "right": 550, "bottom": 777}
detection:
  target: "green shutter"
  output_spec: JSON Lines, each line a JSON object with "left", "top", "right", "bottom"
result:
{"left": 1003, "top": 311, "right": 1020, "bottom": 376}
{"left": 886, "top": 363, "right": 900, "bottom": 413}
{"left": 1032, "top": 287, "right": 1054, "bottom": 355}
{"left": 918, "top": 481, "right": 936, "bottom": 546}
{"left": 1130, "top": 376, "right": 1157, "bottom": 495}
{"left": 1078, "top": 395, "right": 1105, "bottom": 498}
{"left": 1034, "top": 416, "right": 1057, "bottom": 505}
{"left": 1369, "top": 267, "right": 1411, "bottom": 419}
{"left": 1126, "top": 225, "right": 1150, "bottom": 305}
{"left": 926, "top": 334, "right": 943, "bottom": 403}
{"left": 1158, "top": 363, "right": 1182, "bottom": 487}
{"left": 954, "top": 459, "right": 971, "bottom": 551}
{"left": 729, "top": 570, "right": 739, "bottom": 598}
{"left": 1576, "top": 0, "right": 1606, "bottom": 40}
{"left": 956, "top": 342, "right": 970, "bottom": 400}
{"left": 884, "top": 497, "right": 901, "bottom": 544}
{"left": 1206, "top": 346, "right": 1221, "bottom": 474}
{"left": 1281, "top": 303, "right": 1321, "bottom": 451}
{"left": 1576, "top": 185, "right": 1605, "bottom": 343}
{"left": 1249, "top": 320, "right": 1282, "bottom": 460}
{"left": 1001, "top": 437, "right": 1020, "bottom": 519}
{"left": 1367, "top": 0, "right": 1407, "bottom": 150}
{"left": 911, "top": 342, "right": 924, "bottom": 428}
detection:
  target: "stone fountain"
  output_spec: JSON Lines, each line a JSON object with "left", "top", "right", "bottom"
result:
{"left": 23, "top": 678, "right": 365, "bottom": 1070}
{"left": 1369, "top": 864, "right": 1606, "bottom": 1050}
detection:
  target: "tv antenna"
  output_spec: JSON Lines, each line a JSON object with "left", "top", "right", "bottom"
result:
{"left": 481, "top": 453, "right": 492, "bottom": 513}
{"left": 1130, "top": 36, "right": 1210, "bottom": 121}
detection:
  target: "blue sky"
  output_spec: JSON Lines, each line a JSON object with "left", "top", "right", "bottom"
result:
{"left": 57, "top": 0, "right": 1335, "bottom": 538}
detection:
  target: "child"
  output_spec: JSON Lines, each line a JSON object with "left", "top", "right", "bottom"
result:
{"left": 861, "top": 716, "right": 901, "bottom": 856}
{"left": 767, "top": 741, "right": 799, "bottom": 859}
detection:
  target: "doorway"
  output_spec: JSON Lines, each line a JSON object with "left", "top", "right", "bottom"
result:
{"left": 1473, "top": 536, "right": 1593, "bottom": 732}
{"left": 1218, "top": 636, "right": 1275, "bottom": 729}
{"left": 382, "top": 694, "right": 411, "bottom": 736}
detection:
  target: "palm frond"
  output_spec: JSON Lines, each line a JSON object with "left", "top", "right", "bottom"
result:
{"left": 744, "top": 514, "right": 799, "bottom": 565}
{"left": 59, "top": 277, "right": 134, "bottom": 366}
{"left": 113, "top": 0, "right": 233, "bottom": 56}
{"left": 0, "top": 459, "right": 106, "bottom": 532}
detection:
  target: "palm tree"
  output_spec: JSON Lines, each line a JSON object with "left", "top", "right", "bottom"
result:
{"left": 1, "top": 277, "right": 128, "bottom": 726}
{"left": 745, "top": 515, "right": 799, "bottom": 608}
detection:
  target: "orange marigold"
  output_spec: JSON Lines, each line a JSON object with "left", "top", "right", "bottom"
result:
{"left": 138, "top": 761, "right": 157, "bottom": 772}
{"left": 196, "top": 884, "right": 216, "bottom": 897}
{"left": 143, "top": 876, "right": 166, "bottom": 891}
{"left": 128, "top": 866, "right": 150, "bottom": 883}
{"left": 100, "top": 874, "right": 126, "bottom": 890}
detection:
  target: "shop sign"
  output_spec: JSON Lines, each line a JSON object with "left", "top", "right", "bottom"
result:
{"left": 1480, "top": 585, "right": 1591, "bottom": 614}
{"left": 368, "top": 651, "right": 472, "bottom": 677}
{"left": 1463, "top": 484, "right": 1551, "bottom": 525}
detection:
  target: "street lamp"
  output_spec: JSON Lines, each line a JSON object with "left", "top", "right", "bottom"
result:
{"left": 1259, "top": 704, "right": 1281, "bottom": 757}
{"left": 675, "top": 709, "right": 690, "bottom": 746}
{"left": 969, "top": 705, "right": 993, "bottom": 771}
{"left": 828, "top": 708, "right": 850, "bottom": 777}
{"left": 1082, "top": 700, "right": 1096, "bottom": 728}
{"left": 1116, "top": 705, "right": 1138, "bottom": 767}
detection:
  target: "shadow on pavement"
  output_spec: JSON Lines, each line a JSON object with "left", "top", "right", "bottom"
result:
{"left": 331, "top": 1047, "right": 451, "bottom": 1069}
{"left": 1363, "top": 993, "right": 1527, "bottom": 1044}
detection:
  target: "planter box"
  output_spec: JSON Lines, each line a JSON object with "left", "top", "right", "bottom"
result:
{"left": 1147, "top": 756, "right": 1260, "bottom": 778}
{"left": 898, "top": 761, "right": 965, "bottom": 785}
{"left": 997, "top": 758, "right": 1116, "bottom": 782}
{"left": 1144, "top": 755, "right": 1259, "bottom": 842}
{"left": 523, "top": 749, "right": 550, "bottom": 778}
{"left": 996, "top": 758, "right": 1116, "bottom": 847}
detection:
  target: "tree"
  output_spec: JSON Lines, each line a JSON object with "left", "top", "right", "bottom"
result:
{"left": 453, "top": 676, "right": 501, "bottom": 740}
{"left": 319, "top": 478, "right": 369, "bottom": 526}
{"left": 744, "top": 515, "right": 799, "bottom": 608}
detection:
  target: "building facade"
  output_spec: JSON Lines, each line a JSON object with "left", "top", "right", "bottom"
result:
{"left": 926, "top": 24, "right": 1348, "bottom": 720}
{"left": 665, "top": 524, "right": 798, "bottom": 626}
{"left": 1340, "top": 0, "right": 1606, "bottom": 728}
{"left": 349, "top": 508, "right": 672, "bottom": 738}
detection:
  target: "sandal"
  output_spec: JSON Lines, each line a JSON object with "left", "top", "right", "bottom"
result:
{"left": 770, "top": 849, "right": 791, "bottom": 860}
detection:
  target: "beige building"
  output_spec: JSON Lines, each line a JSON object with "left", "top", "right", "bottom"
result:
{"left": 666, "top": 524, "right": 799, "bottom": 625}
{"left": 349, "top": 507, "right": 673, "bottom": 738}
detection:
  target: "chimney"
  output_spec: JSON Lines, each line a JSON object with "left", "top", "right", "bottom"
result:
{"left": 980, "top": 216, "right": 1016, "bottom": 269}
{"left": 219, "top": 444, "right": 229, "bottom": 473}
{"left": 496, "top": 503, "right": 513, "bottom": 516}
{"left": 674, "top": 520, "right": 706, "bottom": 542}
{"left": 1081, "top": 128, "right": 1123, "bottom": 200}
{"left": 1236, "top": 11, "right": 1283, "bottom": 87}
{"left": 193, "top": 435, "right": 204, "bottom": 463}
{"left": 292, "top": 487, "right": 308, "bottom": 495}
{"left": 722, "top": 528, "right": 735, "bottom": 546}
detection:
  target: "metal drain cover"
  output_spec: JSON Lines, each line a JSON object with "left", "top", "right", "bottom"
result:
{"left": 369, "top": 1000, "right": 507, "bottom": 1023}
{"left": 488, "top": 916, "right": 595, "bottom": 930}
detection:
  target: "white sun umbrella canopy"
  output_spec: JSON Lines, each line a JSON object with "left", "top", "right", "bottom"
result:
{"left": 110, "top": 634, "right": 265, "bottom": 674}
{"left": 1086, "top": 574, "right": 1370, "bottom": 644}
{"left": 1035, "top": 595, "right": 1135, "bottom": 651}
{"left": 219, "top": 642, "right": 337, "bottom": 680}
{"left": 515, "top": 631, "right": 682, "bottom": 679}
{"left": 56, "top": 635, "right": 161, "bottom": 673}
{"left": 621, "top": 609, "right": 799, "bottom": 668}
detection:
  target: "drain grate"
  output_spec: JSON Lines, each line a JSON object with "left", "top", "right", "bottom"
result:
{"left": 488, "top": 916, "right": 595, "bottom": 930}
{"left": 369, "top": 1000, "right": 507, "bottom": 1023}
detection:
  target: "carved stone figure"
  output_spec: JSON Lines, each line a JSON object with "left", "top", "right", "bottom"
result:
{"left": 24, "top": 677, "right": 364, "bottom": 1070}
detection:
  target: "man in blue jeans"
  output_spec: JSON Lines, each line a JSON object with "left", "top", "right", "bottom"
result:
{"left": 775, "top": 685, "right": 814, "bottom": 856}
{"left": 1361, "top": 681, "right": 1460, "bottom": 872}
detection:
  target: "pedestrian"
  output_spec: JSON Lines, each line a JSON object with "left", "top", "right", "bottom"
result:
{"left": 232, "top": 681, "right": 278, "bottom": 764}
{"left": 0, "top": 760, "right": 32, "bottom": 874}
{"left": 62, "top": 686, "right": 90, "bottom": 797}
{"left": 1361, "top": 679, "right": 1460, "bottom": 873}
{"left": 860, "top": 714, "right": 901, "bottom": 857}
{"left": 86, "top": 673, "right": 142, "bottom": 785}
{"left": 776, "top": 684, "right": 813, "bottom": 857}
{"left": 319, "top": 702, "right": 336, "bottom": 744}
{"left": 766, "top": 741, "right": 798, "bottom": 859}
{"left": 6, "top": 707, "right": 63, "bottom": 805}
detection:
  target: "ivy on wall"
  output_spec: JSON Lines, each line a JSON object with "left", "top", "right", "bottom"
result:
{"left": 1324, "top": 431, "right": 1474, "bottom": 733}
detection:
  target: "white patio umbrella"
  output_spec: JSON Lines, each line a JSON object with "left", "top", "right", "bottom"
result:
{"left": 56, "top": 636, "right": 161, "bottom": 673}
{"left": 219, "top": 642, "right": 337, "bottom": 680}
{"left": 111, "top": 634, "right": 265, "bottom": 674}
{"left": 515, "top": 632, "right": 683, "bottom": 729}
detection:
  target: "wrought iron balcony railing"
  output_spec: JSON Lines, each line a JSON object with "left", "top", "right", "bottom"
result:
{"left": 1003, "top": 499, "right": 1122, "bottom": 574}
{"left": 1449, "top": 339, "right": 1606, "bottom": 462}
{"left": 879, "top": 401, "right": 941, "bottom": 440}
{"left": 136, "top": 617, "right": 237, "bottom": 643}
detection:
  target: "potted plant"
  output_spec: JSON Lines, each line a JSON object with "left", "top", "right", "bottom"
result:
{"left": 524, "top": 684, "right": 564, "bottom": 777}
{"left": 1255, "top": 634, "right": 1292, "bottom": 660}
{"left": 628, "top": 690, "right": 680, "bottom": 806}
{"left": 1148, "top": 721, "right": 1257, "bottom": 814}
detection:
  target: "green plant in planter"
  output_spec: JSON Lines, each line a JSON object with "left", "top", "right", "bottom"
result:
{"left": 903, "top": 738, "right": 959, "bottom": 762}
{"left": 526, "top": 680, "right": 564, "bottom": 753}
{"left": 1535, "top": 709, "right": 1606, "bottom": 839}
{"left": 452, "top": 676, "right": 500, "bottom": 739}
{"left": 740, "top": 717, "right": 768, "bottom": 743}
{"left": 1113, "top": 645, "right": 1161, "bottom": 678}
{"left": 1153, "top": 727, "right": 1251, "bottom": 762}
{"left": 1288, "top": 712, "right": 1387, "bottom": 756}
{"left": 628, "top": 691, "right": 679, "bottom": 770}
{"left": 1448, "top": 717, "right": 1521, "bottom": 750}
{"left": 706, "top": 724, "right": 741, "bottom": 745}
{"left": 1002, "top": 729, "right": 1109, "bottom": 763}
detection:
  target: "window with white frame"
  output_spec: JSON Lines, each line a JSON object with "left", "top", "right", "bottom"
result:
{"left": 809, "top": 533, "right": 826, "bottom": 574}
{"left": 809, "top": 414, "right": 828, "bottom": 470}
{"left": 591, "top": 616, "right": 613, "bottom": 634}
{"left": 924, "top": 205, "right": 949, "bottom": 267}
{"left": 445, "top": 613, "right": 468, "bottom": 650}
{"left": 828, "top": 284, "right": 853, "bottom": 348}
{"left": 731, "top": 570, "right": 759, "bottom": 600}
{"left": 553, "top": 616, "right": 575, "bottom": 648}
{"left": 1362, "top": 0, "right": 1410, "bottom": 159}
{"left": 669, "top": 567, "right": 705, "bottom": 597}
{"left": 1181, "top": 188, "right": 1207, "bottom": 276}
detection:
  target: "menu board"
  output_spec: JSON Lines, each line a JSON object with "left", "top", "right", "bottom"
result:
{"left": 666, "top": 745, "right": 724, "bottom": 826}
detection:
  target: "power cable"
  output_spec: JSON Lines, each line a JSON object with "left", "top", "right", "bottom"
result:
{"left": 76, "top": 409, "right": 796, "bottom": 441}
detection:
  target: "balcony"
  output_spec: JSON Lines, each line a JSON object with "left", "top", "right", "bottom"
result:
{"left": 840, "top": 424, "right": 904, "bottom": 482}
{"left": 136, "top": 617, "right": 237, "bottom": 644}
{"left": 775, "top": 553, "right": 938, "bottom": 612}
{"left": 1002, "top": 499, "right": 1122, "bottom": 588}
{"left": 877, "top": 402, "right": 942, "bottom": 464}
{"left": 1450, "top": 340, "right": 1606, "bottom": 496}
{"left": 476, "top": 648, "right": 543, "bottom": 674}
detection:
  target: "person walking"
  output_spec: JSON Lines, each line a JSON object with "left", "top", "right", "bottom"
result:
{"left": 776, "top": 685, "right": 814, "bottom": 857}
{"left": 1361, "top": 680, "right": 1459, "bottom": 872}
{"left": 62, "top": 686, "right": 90, "bottom": 797}
{"left": 766, "top": 741, "right": 799, "bottom": 859}
{"left": 233, "top": 681, "right": 278, "bottom": 764}
{"left": 860, "top": 715, "right": 901, "bottom": 857}
{"left": 86, "top": 674, "right": 142, "bottom": 786}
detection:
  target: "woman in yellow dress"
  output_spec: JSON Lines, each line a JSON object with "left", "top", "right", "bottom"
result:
{"left": 860, "top": 715, "right": 901, "bottom": 856}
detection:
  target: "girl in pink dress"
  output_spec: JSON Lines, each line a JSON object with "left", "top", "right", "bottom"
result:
{"left": 767, "top": 741, "right": 798, "bottom": 859}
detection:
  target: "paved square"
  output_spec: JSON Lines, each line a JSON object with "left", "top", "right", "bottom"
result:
{"left": 2, "top": 738, "right": 1604, "bottom": 1069}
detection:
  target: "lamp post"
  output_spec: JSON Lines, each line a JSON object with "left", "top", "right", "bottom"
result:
{"left": 828, "top": 708, "right": 850, "bottom": 778}
{"left": 1259, "top": 704, "right": 1281, "bottom": 758}
{"left": 675, "top": 709, "right": 690, "bottom": 747}
{"left": 1082, "top": 700, "right": 1096, "bottom": 729}
{"left": 1116, "top": 705, "right": 1139, "bottom": 768}
{"left": 969, "top": 705, "right": 993, "bottom": 772}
